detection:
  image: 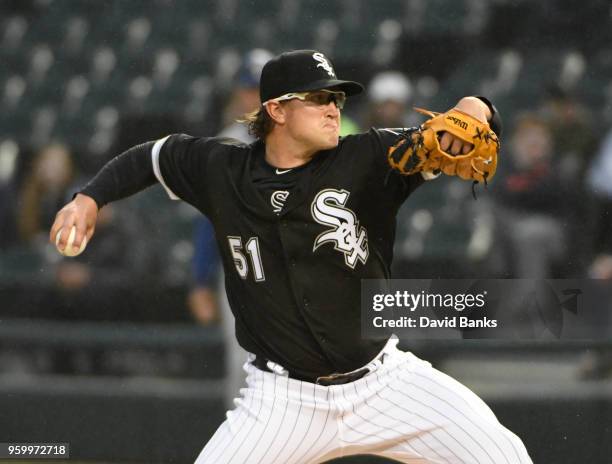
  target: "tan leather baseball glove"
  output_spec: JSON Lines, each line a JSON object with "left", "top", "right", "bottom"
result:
{"left": 387, "top": 107, "right": 500, "bottom": 184}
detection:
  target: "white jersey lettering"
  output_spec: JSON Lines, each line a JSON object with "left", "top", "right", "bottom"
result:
{"left": 311, "top": 188, "right": 368, "bottom": 268}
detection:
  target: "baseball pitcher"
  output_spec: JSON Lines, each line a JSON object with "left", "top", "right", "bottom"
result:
{"left": 51, "top": 50, "right": 531, "bottom": 464}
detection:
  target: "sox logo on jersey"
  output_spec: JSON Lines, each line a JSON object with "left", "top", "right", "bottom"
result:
{"left": 311, "top": 188, "right": 369, "bottom": 268}
{"left": 271, "top": 190, "right": 289, "bottom": 214}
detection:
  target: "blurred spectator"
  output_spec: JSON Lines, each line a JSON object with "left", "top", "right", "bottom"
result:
{"left": 494, "top": 113, "right": 569, "bottom": 278}
{"left": 363, "top": 71, "right": 412, "bottom": 128}
{"left": 586, "top": 128, "right": 612, "bottom": 254}
{"left": 538, "top": 84, "right": 597, "bottom": 187}
{"left": 537, "top": 85, "right": 597, "bottom": 272}
{"left": 11, "top": 142, "right": 152, "bottom": 321}
{"left": 17, "top": 143, "right": 77, "bottom": 246}
{"left": 217, "top": 48, "right": 274, "bottom": 141}
{"left": 188, "top": 217, "right": 221, "bottom": 324}
{"left": 589, "top": 254, "right": 612, "bottom": 280}
{"left": 50, "top": 203, "right": 147, "bottom": 321}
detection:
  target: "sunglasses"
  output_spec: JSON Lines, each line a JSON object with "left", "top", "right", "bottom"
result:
{"left": 264, "top": 90, "right": 347, "bottom": 109}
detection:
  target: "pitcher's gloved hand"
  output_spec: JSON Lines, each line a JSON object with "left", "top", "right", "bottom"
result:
{"left": 388, "top": 107, "right": 500, "bottom": 184}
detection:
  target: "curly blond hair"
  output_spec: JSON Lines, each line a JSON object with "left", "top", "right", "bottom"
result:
{"left": 240, "top": 106, "right": 275, "bottom": 140}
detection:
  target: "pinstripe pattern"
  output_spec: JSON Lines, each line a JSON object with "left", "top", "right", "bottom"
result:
{"left": 194, "top": 379, "right": 253, "bottom": 462}
{"left": 363, "top": 355, "right": 531, "bottom": 463}
{"left": 267, "top": 380, "right": 303, "bottom": 464}
{"left": 257, "top": 375, "right": 291, "bottom": 464}
{"left": 193, "top": 342, "right": 532, "bottom": 464}
{"left": 362, "top": 375, "right": 450, "bottom": 463}
{"left": 291, "top": 385, "right": 333, "bottom": 463}
{"left": 283, "top": 381, "right": 319, "bottom": 463}
{"left": 348, "top": 370, "right": 467, "bottom": 462}
{"left": 195, "top": 369, "right": 264, "bottom": 463}
{"left": 238, "top": 376, "right": 280, "bottom": 464}
{"left": 400, "top": 367, "right": 522, "bottom": 463}
{"left": 383, "top": 369, "right": 493, "bottom": 463}
{"left": 312, "top": 389, "right": 341, "bottom": 462}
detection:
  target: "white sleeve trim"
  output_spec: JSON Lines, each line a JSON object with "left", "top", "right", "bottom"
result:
{"left": 421, "top": 170, "right": 440, "bottom": 181}
{"left": 151, "top": 135, "right": 180, "bottom": 200}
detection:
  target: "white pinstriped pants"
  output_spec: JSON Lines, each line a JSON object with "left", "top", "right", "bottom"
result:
{"left": 194, "top": 339, "right": 532, "bottom": 464}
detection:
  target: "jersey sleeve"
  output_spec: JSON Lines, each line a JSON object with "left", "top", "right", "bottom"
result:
{"left": 151, "top": 133, "right": 215, "bottom": 207}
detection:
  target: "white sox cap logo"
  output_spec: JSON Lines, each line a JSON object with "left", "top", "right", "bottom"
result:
{"left": 311, "top": 188, "right": 368, "bottom": 268}
{"left": 312, "top": 52, "right": 336, "bottom": 78}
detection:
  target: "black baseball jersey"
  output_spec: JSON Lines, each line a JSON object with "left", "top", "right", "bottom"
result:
{"left": 152, "top": 128, "right": 426, "bottom": 381}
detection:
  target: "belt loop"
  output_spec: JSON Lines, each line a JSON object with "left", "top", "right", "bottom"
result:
{"left": 266, "top": 360, "right": 289, "bottom": 377}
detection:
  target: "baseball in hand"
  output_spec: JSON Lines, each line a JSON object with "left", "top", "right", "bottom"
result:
{"left": 56, "top": 226, "right": 87, "bottom": 257}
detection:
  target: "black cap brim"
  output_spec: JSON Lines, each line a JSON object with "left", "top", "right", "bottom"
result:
{"left": 294, "top": 78, "right": 364, "bottom": 96}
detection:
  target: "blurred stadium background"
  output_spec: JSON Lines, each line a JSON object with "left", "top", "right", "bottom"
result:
{"left": 1, "top": 0, "right": 612, "bottom": 462}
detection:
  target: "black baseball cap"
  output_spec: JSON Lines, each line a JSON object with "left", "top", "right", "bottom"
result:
{"left": 260, "top": 50, "right": 364, "bottom": 103}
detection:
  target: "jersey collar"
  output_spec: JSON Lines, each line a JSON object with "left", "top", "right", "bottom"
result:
{"left": 242, "top": 140, "right": 333, "bottom": 219}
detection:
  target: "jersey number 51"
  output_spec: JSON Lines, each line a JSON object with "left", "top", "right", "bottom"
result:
{"left": 227, "top": 236, "right": 266, "bottom": 282}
